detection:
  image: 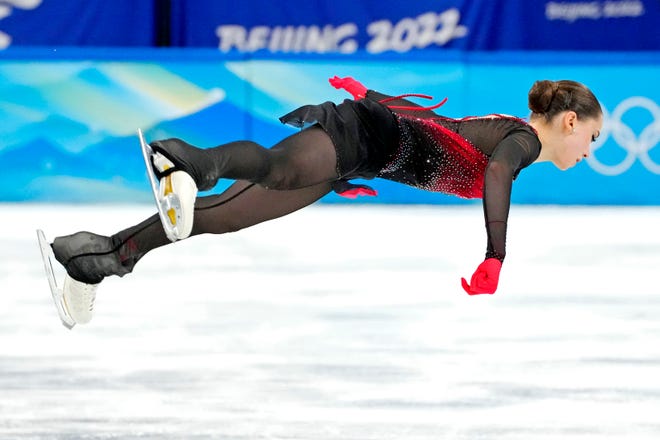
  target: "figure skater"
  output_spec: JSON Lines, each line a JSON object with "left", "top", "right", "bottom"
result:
{"left": 46, "top": 76, "right": 603, "bottom": 326}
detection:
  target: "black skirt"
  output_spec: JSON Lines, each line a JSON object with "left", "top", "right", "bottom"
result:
{"left": 279, "top": 97, "right": 400, "bottom": 180}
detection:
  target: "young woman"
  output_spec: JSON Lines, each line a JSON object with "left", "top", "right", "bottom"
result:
{"left": 47, "top": 76, "right": 603, "bottom": 326}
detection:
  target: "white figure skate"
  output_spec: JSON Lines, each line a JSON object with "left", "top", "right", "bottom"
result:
{"left": 37, "top": 229, "right": 99, "bottom": 329}
{"left": 138, "top": 129, "right": 197, "bottom": 242}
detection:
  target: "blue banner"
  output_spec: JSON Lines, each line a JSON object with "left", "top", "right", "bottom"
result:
{"left": 2, "top": 1, "right": 657, "bottom": 51}
{"left": 0, "top": 49, "right": 659, "bottom": 204}
{"left": 170, "top": 0, "right": 660, "bottom": 52}
{"left": 0, "top": 0, "right": 155, "bottom": 49}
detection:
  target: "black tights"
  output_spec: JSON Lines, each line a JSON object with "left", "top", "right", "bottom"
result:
{"left": 110, "top": 126, "right": 339, "bottom": 272}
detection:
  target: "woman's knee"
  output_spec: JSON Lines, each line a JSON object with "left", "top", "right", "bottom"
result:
{"left": 256, "top": 152, "right": 298, "bottom": 189}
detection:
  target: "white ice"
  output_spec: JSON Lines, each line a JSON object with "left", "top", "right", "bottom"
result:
{"left": 2, "top": 203, "right": 660, "bottom": 439}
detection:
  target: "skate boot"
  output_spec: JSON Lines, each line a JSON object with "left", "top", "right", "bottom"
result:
{"left": 139, "top": 130, "right": 198, "bottom": 242}
{"left": 61, "top": 276, "right": 97, "bottom": 325}
{"left": 150, "top": 138, "right": 218, "bottom": 191}
{"left": 50, "top": 231, "right": 132, "bottom": 326}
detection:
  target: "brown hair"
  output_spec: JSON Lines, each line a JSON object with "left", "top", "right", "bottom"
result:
{"left": 528, "top": 80, "right": 601, "bottom": 122}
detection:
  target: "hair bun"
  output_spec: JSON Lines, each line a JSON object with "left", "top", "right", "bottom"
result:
{"left": 528, "top": 80, "right": 557, "bottom": 114}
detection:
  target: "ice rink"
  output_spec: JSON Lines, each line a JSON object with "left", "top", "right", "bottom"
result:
{"left": 2, "top": 203, "right": 660, "bottom": 440}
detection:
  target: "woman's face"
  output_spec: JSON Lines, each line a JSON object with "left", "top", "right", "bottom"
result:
{"left": 554, "top": 113, "right": 603, "bottom": 170}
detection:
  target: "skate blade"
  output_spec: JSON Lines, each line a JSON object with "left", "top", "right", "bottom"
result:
{"left": 36, "top": 230, "right": 76, "bottom": 330}
{"left": 138, "top": 128, "right": 186, "bottom": 243}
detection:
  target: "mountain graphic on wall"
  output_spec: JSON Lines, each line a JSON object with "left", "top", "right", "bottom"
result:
{"left": 0, "top": 60, "right": 323, "bottom": 202}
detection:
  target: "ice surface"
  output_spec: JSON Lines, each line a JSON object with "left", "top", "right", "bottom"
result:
{"left": 2, "top": 203, "right": 660, "bottom": 439}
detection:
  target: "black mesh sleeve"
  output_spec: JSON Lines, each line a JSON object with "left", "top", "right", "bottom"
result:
{"left": 482, "top": 131, "right": 540, "bottom": 262}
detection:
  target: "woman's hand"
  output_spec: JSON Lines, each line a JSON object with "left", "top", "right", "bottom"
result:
{"left": 461, "top": 258, "right": 502, "bottom": 295}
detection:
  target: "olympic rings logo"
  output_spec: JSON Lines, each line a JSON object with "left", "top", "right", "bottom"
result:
{"left": 587, "top": 96, "right": 660, "bottom": 176}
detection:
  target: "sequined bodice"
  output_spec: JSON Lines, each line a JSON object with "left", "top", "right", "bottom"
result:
{"left": 378, "top": 114, "right": 538, "bottom": 199}
{"left": 377, "top": 115, "right": 486, "bottom": 198}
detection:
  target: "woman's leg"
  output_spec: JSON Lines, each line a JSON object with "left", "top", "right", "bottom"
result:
{"left": 150, "top": 126, "right": 339, "bottom": 191}
{"left": 50, "top": 180, "right": 333, "bottom": 325}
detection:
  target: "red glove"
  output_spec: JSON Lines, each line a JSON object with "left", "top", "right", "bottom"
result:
{"left": 461, "top": 258, "right": 502, "bottom": 295}
{"left": 328, "top": 76, "right": 367, "bottom": 100}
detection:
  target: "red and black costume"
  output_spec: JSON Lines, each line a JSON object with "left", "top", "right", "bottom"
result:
{"left": 53, "top": 76, "right": 541, "bottom": 296}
